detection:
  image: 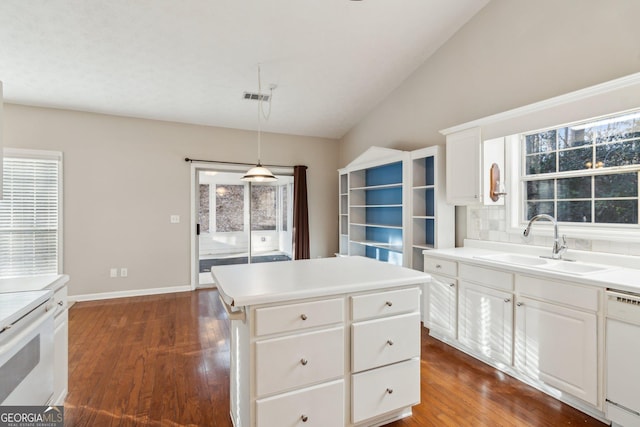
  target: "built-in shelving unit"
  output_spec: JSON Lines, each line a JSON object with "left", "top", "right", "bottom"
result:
{"left": 338, "top": 146, "right": 453, "bottom": 268}
{"left": 409, "top": 146, "right": 454, "bottom": 271}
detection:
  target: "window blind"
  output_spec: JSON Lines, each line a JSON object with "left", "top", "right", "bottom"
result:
{"left": 0, "top": 155, "right": 60, "bottom": 278}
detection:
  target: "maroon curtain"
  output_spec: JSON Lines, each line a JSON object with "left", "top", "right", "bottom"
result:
{"left": 293, "top": 165, "right": 310, "bottom": 259}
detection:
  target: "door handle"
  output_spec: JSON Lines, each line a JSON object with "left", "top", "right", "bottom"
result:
{"left": 196, "top": 223, "right": 200, "bottom": 235}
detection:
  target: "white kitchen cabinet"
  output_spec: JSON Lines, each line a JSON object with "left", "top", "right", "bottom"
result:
{"left": 426, "top": 274, "right": 457, "bottom": 339}
{"left": 458, "top": 280, "right": 513, "bottom": 365}
{"left": 514, "top": 295, "right": 598, "bottom": 406}
{"left": 444, "top": 127, "right": 481, "bottom": 205}
{"left": 51, "top": 280, "right": 69, "bottom": 405}
{"left": 0, "top": 81, "right": 4, "bottom": 199}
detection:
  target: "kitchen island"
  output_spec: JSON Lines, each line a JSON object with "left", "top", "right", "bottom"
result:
{"left": 212, "top": 256, "right": 429, "bottom": 427}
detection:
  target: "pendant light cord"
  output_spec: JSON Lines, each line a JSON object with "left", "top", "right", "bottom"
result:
{"left": 256, "top": 64, "right": 273, "bottom": 165}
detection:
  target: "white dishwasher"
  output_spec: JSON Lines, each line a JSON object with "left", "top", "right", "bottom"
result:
{"left": 606, "top": 289, "right": 640, "bottom": 427}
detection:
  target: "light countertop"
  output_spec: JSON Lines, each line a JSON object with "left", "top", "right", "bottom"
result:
{"left": 425, "top": 240, "right": 640, "bottom": 294}
{"left": 0, "top": 274, "right": 69, "bottom": 294}
{"left": 211, "top": 256, "right": 430, "bottom": 307}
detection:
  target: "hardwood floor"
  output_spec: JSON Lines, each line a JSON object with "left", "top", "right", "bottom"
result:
{"left": 65, "top": 290, "right": 607, "bottom": 427}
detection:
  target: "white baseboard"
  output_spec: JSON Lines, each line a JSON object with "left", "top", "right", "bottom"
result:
{"left": 70, "top": 285, "right": 192, "bottom": 302}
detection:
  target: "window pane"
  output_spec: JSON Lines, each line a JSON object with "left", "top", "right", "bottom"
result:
{"left": 525, "top": 131, "right": 556, "bottom": 154}
{"left": 557, "top": 177, "right": 591, "bottom": 199}
{"left": 251, "top": 185, "right": 277, "bottom": 231}
{"left": 558, "top": 201, "right": 591, "bottom": 222}
{"left": 595, "top": 173, "right": 638, "bottom": 198}
{"left": 526, "top": 179, "right": 554, "bottom": 200}
{"left": 559, "top": 147, "right": 592, "bottom": 172}
{"left": 596, "top": 141, "right": 640, "bottom": 168}
{"left": 216, "top": 185, "right": 244, "bottom": 232}
{"left": 527, "top": 201, "right": 554, "bottom": 219}
{"left": 558, "top": 127, "right": 591, "bottom": 149}
{"left": 526, "top": 153, "right": 556, "bottom": 175}
{"left": 595, "top": 200, "right": 638, "bottom": 224}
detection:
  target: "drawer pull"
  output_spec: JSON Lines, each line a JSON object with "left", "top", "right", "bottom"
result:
{"left": 386, "top": 339, "right": 394, "bottom": 346}
{"left": 300, "top": 358, "right": 308, "bottom": 366}
{"left": 435, "top": 264, "right": 442, "bottom": 269}
{"left": 385, "top": 301, "right": 393, "bottom": 307}
{"left": 300, "top": 314, "right": 308, "bottom": 320}
{"left": 301, "top": 415, "right": 309, "bottom": 422}
{"left": 516, "top": 302, "right": 524, "bottom": 307}
{"left": 57, "top": 301, "right": 64, "bottom": 306}
{"left": 449, "top": 283, "right": 455, "bottom": 288}
{"left": 504, "top": 298, "right": 511, "bottom": 303}
{"left": 386, "top": 388, "right": 393, "bottom": 394}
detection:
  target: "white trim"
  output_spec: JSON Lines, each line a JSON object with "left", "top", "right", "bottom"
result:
{"left": 70, "top": 284, "right": 192, "bottom": 302}
{"left": 440, "top": 72, "right": 640, "bottom": 135}
{"left": 3, "top": 147, "right": 63, "bottom": 161}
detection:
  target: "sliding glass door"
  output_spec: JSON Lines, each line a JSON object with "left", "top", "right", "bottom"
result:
{"left": 196, "top": 169, "right": 293, "bottom": 287}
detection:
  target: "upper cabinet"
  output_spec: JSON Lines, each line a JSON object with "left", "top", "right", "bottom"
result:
{"left": 338, "top": 146, "right": 454, "bottom": 269}
{"left": 444, "top": 127, "right": 481, "bottom": 205}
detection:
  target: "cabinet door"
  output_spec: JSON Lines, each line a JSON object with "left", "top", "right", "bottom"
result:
{"left": 445, "top": 127, "right": 481, "bottom": 205}
{"left": 427, "top": 275, "right": 456, "bottom": 339}
{"left": 514, "top": 297, "right": 598, "bottom": 406}
{"left": 458, "top": 281, "right": 513, "bottom": 365}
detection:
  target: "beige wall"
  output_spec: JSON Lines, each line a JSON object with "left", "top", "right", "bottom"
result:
{"left": 340, "top": 0, "right": 640, "bottom": 164}
{"left": 4, "top": 104, "right": 339, "bottom": 297}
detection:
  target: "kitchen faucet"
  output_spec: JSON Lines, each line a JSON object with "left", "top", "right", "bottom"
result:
{"left": 523, "top": 214, "right": 568, "bottom": 260}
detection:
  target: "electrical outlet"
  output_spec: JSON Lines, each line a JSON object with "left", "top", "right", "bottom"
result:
{"left": 110, "top": 268, "right": 118, "bottom": 278}
{"left": 170, "top": 215, "right": 180, "bottom": 223}
{"left": 120, "top": 268, "right": 128, "bottom": 278}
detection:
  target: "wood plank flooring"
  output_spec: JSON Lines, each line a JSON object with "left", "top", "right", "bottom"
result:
{"left": 65, "top": 289, "right": 607, "bottom": 426}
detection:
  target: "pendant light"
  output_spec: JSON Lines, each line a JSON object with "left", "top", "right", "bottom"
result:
{"left": 242, "top": 65, "right": 277, "bottom": 182}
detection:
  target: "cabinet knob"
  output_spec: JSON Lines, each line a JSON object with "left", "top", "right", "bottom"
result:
{"left": 300, "top": 314, "right": 307, "bottom": 320}
{"left": 435, "top": 264, "right": 442, "bottom": 269}
{"left": 449, "top": 283, "right": 455, "bottom": 288}
{"left": 385, "top": 301, "right": 393, "bottom": 307}
{"left": 57, "top": 301, "right": 64, "bottom": 306}
{"left": 386, "top": 339, "right": 394, "bottom": 346}
{"left": 516, "top": 302, "right": 524, "bottom": 307}
{"left": 386, "top": 388, "right": 394, "bottom": 394}
{"left": 300, "top": 358, "right": 308, "bottom": 366}
{"left": 301, "top": 415, "right": 309, "bottom": 422}
{"left": 504, "top": 298, "right": 511, "bottom": 303}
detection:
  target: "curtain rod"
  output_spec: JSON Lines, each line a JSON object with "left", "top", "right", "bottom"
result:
{"left": 184, "top": 157, "right": 306, "bottom": 169}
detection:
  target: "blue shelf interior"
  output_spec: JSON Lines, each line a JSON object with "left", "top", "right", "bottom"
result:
{"left": 425, "top": 188, "right": 435, "bottom": 217}
{"left": 425, "top": 218, "right": 435, "bottom": 246}
{"left": 366, "top": 206, "right": 402, "bottom": 226}
{"left": 365, "top": 246, "right": 403, "bottom": 265}
{"left": 365, "top": 162, "right": 403, "bottom": 186}
{"left": 366, "top": 227, "right": 403, "bottom": 248}
{"left": 366, "top": 188, "right": 402, "bottom": 205}
{"left": 425, "top": 156, "right": 435, "bottom": 186}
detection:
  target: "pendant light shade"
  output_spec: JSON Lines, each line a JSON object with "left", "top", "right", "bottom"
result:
{"left": 241, "top": 163, "right": 277, "bottom": 182}
{"left": 244, "top": 65, "right": 278, "bottom": 183}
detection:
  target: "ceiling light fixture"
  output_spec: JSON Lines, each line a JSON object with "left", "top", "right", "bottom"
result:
{"left": 242, "top": 65, "right": 277, "bottom": 182}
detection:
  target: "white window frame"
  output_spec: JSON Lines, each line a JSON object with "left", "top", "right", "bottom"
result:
{"left": 506, "top": 110, "right": 640, "bottom": 242}
{"left": 1, "top": 148, "right": 63, "bottom": 277}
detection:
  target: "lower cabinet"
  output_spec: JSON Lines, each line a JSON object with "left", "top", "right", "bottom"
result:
{"left": 458, "top": 280, "right": 513, "bottom": 365}
{"left": 426, "top": 274, "right": 457, "bottom": 339}
{"left": 514, "top": 296, "right": 598, "bottom": 406}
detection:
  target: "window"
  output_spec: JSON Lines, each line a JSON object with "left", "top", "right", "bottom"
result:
{"left": 521, "top": 110, "right": 640, "bottom": 227}
{"left": 0, "top": 150, "right": 62, "bottom": 278}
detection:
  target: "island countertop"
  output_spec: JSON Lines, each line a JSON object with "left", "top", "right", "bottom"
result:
{"left": 211, "top": 256, "right": 430, "bottom": 307}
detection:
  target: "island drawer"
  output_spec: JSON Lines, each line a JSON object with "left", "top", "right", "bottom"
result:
{"left": 256, "top": 379, "right": 344, "bottom": 427}
{"left": 459, "top": 263, "right": 514, "bottom": 292}
{"left": 255, "top": 326, "right": 344, "bottom": 397}
{"left": 254, "top": 297, "right": 344, "bottom": 336}
{"left": 351, "top": 312, "right": 420, "bottom": 372}
{"left": 351, "top": 358, "right": 420, "bottom": 424}
{"left": 351, "top": 287, "right": 420, "bottom": 321}
{"left": 424, "top": 257, "right": 457, "bottom": 276}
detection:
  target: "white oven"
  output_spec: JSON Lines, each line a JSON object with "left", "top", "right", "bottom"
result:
{"left": 0, "top": 290, "right": 55, "bottom": 406}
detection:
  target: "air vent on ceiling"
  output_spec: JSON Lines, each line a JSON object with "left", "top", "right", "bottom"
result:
{"left": 243, "top": 92, "right": 270, "bottom": 102}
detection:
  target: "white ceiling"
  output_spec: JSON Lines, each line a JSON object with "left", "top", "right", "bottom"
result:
{"left": 0, "top": 1, "right": 488, "bottom": 139}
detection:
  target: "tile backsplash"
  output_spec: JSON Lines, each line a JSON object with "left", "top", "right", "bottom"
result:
{"left": 466, "top": 204, "right": 640, "bottom": 257}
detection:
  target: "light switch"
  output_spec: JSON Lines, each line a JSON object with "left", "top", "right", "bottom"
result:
{"left": 110, "top": 268, "right": 118, "bottom": 278}
{"left": 170, "top": 215, "right": 180, "bottom": 223}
